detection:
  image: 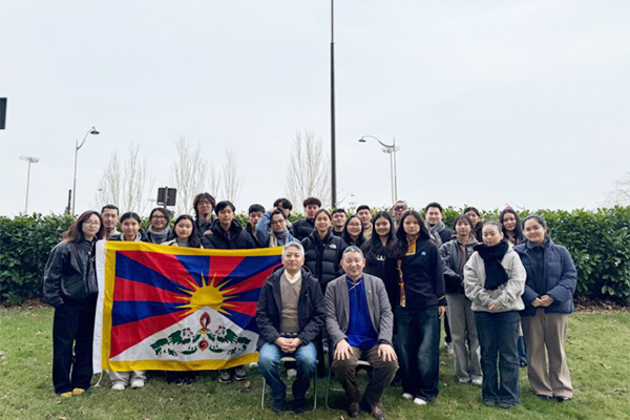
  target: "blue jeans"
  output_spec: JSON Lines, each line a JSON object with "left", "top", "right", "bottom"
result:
{"left": 474, "top": 311, "right": 521, "bottom": 405}
{"left": 395, "top": 305, "right": 440, "bottom": 402}
{"left": 258, "top": 342, "right": 317, "bottom": 402}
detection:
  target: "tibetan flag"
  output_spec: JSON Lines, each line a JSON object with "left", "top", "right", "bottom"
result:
{"left": 93, "top": 241, "right": 282, "bottom": 372}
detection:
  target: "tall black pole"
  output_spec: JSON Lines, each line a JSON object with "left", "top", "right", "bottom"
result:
{"left": 330, "top": 0, "right": 337, "bottom": 207}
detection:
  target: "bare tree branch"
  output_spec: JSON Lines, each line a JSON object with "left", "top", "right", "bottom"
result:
{"left": 605, "top": 171, "right": 630, "bottom": 206}
{"left": 170, "top": 136, "right": 208, "bottom": 215}
{"left": 285, "top": 130, "right": 330, "bottom": 211}
{"left": 207, "top": 161, "right": 221, "bottom": 199}
{"left": 222, "top": 149, "right": 241, "bottom": 205}
{"left": 94, "top": 144, "right": 153, "bottom": 214}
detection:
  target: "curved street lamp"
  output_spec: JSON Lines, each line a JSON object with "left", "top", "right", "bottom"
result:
{"left": 358, "top": 135, "right": 400, "bottom": 204}
{"left": 19, "top": 156, "right": 40, "bottom": 213}
{"left": 71, "top": 127, "right": 99, "bottom": 215}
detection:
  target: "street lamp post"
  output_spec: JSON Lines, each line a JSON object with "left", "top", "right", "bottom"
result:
{"left": 71, "top": 127, "right": 99, "bottom": 215}
{"left": 358, "top": 135, "right": 400, "bottom": 204}
{"left": 330, "top": 0, "right": 337, "bottom": 207}
{"left": 19, "top": 156, "right": 40, "bottom": 213}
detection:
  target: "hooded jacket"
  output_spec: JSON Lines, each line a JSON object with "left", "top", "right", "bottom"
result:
{"left": 203, "top": 220, "right": 256, "bottom": 250}
{"left": 43, "top": 239, "right": 98, "bottom": 308}
{"left": 301, "top": 229, "right": 348, "bottom": 292}
{"left": 514, "top": 238, "right": 577, "bottom": 316}
{"left": 255, "top": 267, "right": 326, "bottom": 350}
{"left": 463, "top": 245, "right": 526, "bottom": 313}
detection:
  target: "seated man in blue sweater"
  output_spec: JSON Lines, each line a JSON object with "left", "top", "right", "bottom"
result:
{"left": 325, "top": 246, "right": 398, "bottom": 420}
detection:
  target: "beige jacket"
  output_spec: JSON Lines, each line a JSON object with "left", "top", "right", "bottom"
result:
{"left": 463, "top": 246, "right": 526, "bottom": 313}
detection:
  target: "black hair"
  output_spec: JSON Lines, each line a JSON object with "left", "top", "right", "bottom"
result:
{"left": 248, "top": 204, "right": 265, "bottom": 214}
{"left": 342, "top": 215, "right": 365, "bottom": 247}
{"left": 168, "top": 214, "right": 203, "bottom": 248}
{"left": 522, "top": 214, "right": 548, "bottom": 229}
{"left": 120, "top": 212, "right": 141, "bottom": 224}
{"left": 214, "top": 200, "right": 236, "bottom": 215}
{"left": 356, "top": 204, "right": 371, "bottom": 213}
{"left": 303, "top": 197, "right": 322, "bottom": 208}
{"left": 270, "top": 209, "right": 287, "bottom": 221}
{"left": 62, "top": 211, "right": 105, "bottom": 243}
{"left": 332, "top": 208, "right": 346, "bottom": 216}
{"left": 193, "top": 193, "right": 216, "bottom": 219}
{"left": 392, "top": 210, "right": 432, "bottom": 258}
{"left": 149, "top": 207, "right": 171, "bottom": 221}
{"left": 482, "top": 220, "right": 503, "bottom": 233}
{"left": 362, "top": 211, "right": 397, "bottom": 263}
{"left": 101, "top": 204, "right": 119, "bottom": 215}
{"left": 452, "top": 214, "right": 474, "bottom": 231}
{"left": 500, "top": 208, "right": 525, "bottom": 243}
{"left": 463, "top": 206, "right": 481, "bottom": 217}
{"left": 425, "top": 202, "right": 443, "bottom": 213}
{"left": 314, "top": 208, "right": 332, "bottom": 221}
{"left": 273, "top": 198, "right": 293, "bottom": 211}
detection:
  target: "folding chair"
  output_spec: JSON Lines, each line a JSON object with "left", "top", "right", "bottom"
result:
{"left": 260, "top": 356, "right": 317, "bottom": 412}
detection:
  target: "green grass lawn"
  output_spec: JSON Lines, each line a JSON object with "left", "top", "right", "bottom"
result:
{"left": 0, "top": 307, "right": 629, "bottom": 420}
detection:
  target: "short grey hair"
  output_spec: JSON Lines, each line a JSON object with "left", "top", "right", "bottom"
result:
{"left": 282, "top": 241, "right": 305, "bottom": 256}
{"left": 342, "top": 245, "right": 364, "bottom": 258}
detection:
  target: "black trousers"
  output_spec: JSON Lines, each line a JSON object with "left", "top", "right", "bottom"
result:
{"left": 52, "top": 296, "right": 97, "bottom": 394}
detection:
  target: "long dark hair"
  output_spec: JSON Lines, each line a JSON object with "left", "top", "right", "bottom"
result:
{"left": 362, "top": 211, "right": 397, "bottom": 262}
{"left": 62, "top": 211, "right": 105, "bottom": 243}
{"left": 167, "top": 215, "right": 202, "bottom": 248}
{"left": 342, "top": 215, "right": 365, "bottom": 247}
{"left": 500, "top": 208, "right": 525, "bottom": 243}
{"left": 392, "top": 210, "right": 432, "bottom": 258}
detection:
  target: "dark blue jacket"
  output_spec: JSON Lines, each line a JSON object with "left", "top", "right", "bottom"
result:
{"left": 514, "top": 238, "right": 577, "bottom": 316}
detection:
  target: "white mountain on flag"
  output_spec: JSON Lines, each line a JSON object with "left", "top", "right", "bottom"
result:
{"left": 109, "top": 307, "right": 257, "bottom": 362}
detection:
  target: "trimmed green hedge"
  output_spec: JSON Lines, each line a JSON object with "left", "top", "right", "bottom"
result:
{"left": 1, "top": 208, "right": 629, "bottom": 304}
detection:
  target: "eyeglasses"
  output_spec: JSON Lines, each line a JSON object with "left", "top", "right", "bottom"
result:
{"left": 151, "top": 216, "right": 166, "bottom": 220}
{"left": 84, "top": 220, "right": 100, "bottom": 226}
{"left": 271, "top": 220, "right": 286, "bottom": 225}
{"left": 394, "top": 206, "right": 407, "bottom": 211}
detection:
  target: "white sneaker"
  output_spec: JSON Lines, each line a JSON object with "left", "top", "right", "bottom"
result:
{"left": 458, "top": 378, "right": 471, "bottom": 384}
{"left": 413, "top": 397, "right": 428, "bottom": 406}
{"left": 130, "top": 379, "right": 145, "bottom": 389}
{"left": 286, "top": 368, "right": 297, "bottom": 379}
{"left": 446, "top": 343, "right": 454, "bottom": 355}
{"left": 111, "top": 383, "right": 125, "bottom": 391}
{"left": 472, "top": 378, "right": 483, "bottom": 387}
{"left": 402, "top": 392, "right": 414, "bottom": 400}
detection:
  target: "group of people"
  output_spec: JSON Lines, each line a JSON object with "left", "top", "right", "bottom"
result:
{"left": 43, "top": 194, "right": 578, "bottom": 419}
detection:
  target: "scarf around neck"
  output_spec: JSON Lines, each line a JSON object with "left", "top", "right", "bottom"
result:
{"left": 148, "top": 225, "right": 171, "bottom": 244}
{"left": 474, "top": 240, "right": 509, "bottom": 290}
{"left": 269, "top": 229, "right": 290, "bottom": 247}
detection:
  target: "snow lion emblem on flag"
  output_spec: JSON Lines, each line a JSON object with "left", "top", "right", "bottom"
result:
{"left": 95, "top": 241, "right": 282, "bottom": 372}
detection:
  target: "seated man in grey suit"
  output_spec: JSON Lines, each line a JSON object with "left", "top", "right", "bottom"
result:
{"left": 325, "top": 246, "right": 398, "bottom": 420}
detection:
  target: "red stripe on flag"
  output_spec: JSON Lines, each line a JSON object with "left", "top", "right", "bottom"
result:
{"left": 120, "top": 251, "right": 198, "bottom": 292}
{"left": 113, "top": 277, "right": 186, "bottom": 303}
{"left": 224, "top": 301, "right": 258, "bottom": 317}
{"left": 209, "top": 256, "right": 245, "bottom": 287}
{"left": 110, "top": 310, "right": 188, "bottom": 358}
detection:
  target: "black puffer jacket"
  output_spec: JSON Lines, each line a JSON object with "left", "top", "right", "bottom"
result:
{"left": 43, "top": 239, "right": 98, "bottom": 308}
{"left": 301, "top": 230, "right": 347, "bottom": 292}
{"left": 292, "top": 218, "right": 315, "bottom": 241}
{"left": 255, "top": 267, "right": 325, "bottom": 349}
{"left": 203, "top": 220, "right": 256, "bottom": 249}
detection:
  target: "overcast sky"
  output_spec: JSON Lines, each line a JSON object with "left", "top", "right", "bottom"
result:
{"left": 1, "top": 0, "right": 628, "bottom": 216}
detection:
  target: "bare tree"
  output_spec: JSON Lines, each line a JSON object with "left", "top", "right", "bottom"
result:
{"left": 94, "top": 144, "right": 153, "bottom": 214}
{"left": 221, "top": 149, "right": 242, "bottom": 205}
{"left": 285, "top": 130, "right": 331, "bottom": 211}
{"left": 207, "top": 161, "right": 221, "bottom": 198}
{"left": 605, "top": 171, "right": 630, "bottom": 206}
{"left": 95, "top": 151, "right": 121, "bottom": 208}
{"left": 170, "top": 136, "right": 208, "bottom": 215}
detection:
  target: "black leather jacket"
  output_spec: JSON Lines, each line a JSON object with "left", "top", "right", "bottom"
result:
{"left": 43, "top": 239, "right": 98, "bottom": 308}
